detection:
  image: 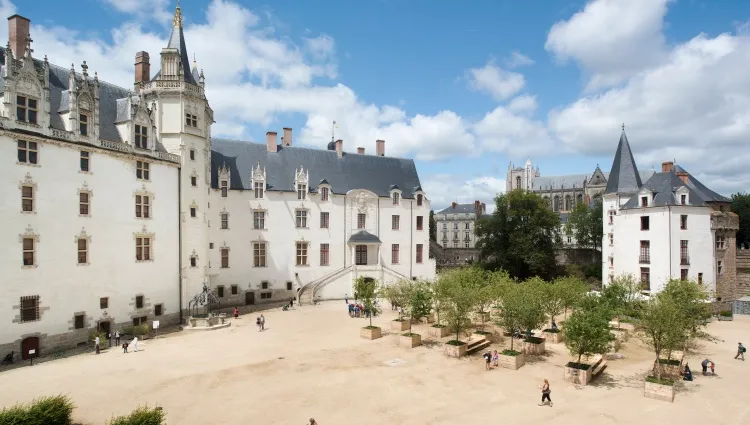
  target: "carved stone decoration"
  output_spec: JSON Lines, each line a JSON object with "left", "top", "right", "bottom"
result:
{"left": 355, "top": 192, "right": 369, "bottom": 213}
{"left": 19, "top": 172, "right": 36, "bottom": 189}
{"left": 294, "top": 166, "right": 309, "bottom": 187}
{"left": 252, "top": 161, "right": 266, "bottom": 182}
{"left": 74, "top": 227, "right": 92, "bottom": 244}
{"left": 19, "top": 225, "right": 40, "bottom": 243}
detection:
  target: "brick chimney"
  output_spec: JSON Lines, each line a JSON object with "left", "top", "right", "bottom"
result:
{"left": 266, "top": 131, "right": 278, "bottom": 153}
{"left": 357, "top": 147, "right": 365, "bottom": 154}
{"left": 451, "top": 202, "right": 457, "bottom": 209}
{"left": 662, "top": 161, "right": 674, "bottom": 173}
{"left": 376, "top": 139, "right": 385, "bottom": 156}
{"left": 676, "top": 170, "right": 689, "bottom": 185}
{"left": 335, "top": 139, "right": 343, "bottom": 158}
{"left": 135, "top": 51, "right": 150, "bottom": 92}
{"left": 8, "top": 14, "right": 30, "bottom": 59}
{"left": 282, "top": 127, "right": 292, "bottom": 147}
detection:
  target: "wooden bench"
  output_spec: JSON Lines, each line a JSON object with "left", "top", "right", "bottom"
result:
{"left": 466, "top": 336, "right": 491, "bottom": 355}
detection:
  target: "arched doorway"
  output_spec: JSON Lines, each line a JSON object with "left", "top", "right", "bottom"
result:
{"left": 21, "top": 337, "right": 40, "bottom": 360}
{"left": 98, "top": 320, "right": 111, "bottom": 335}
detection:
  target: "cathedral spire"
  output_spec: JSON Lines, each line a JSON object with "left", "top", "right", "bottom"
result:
{"left": 604, "top": 125, "right": 643, "bottom": 195}
{"left": 173, "top": 1, "right": 183, "bottom": 28}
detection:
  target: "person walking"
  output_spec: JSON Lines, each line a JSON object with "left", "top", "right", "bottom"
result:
{"left": 256, "top": 316, "right": 262, "bottom": 331}
{"left": 345, "top": 294, "right": 348, "bottom": 304}
{"left": 290, "top": 297, "right": 294, "bottom": 308}
{"left": 493, "top": 350, "right": 499, "bottom": 368}
{"left": 736, "top": 342, "right": 746, "bottom": 360}
{"left": 95, "top": 336, "right": 101, "bottom": 354}
{"left": 483, "top": 351, "right": 492, "bottom": 371}
{"left": 115, "top": 329, "right": 120, "bottom": 346}
{"left": 260, "top": 314, "right": 266, "bottom": 331}
{"left": 309, "top": 419, "right": 318, "bottom": 425}
{"left": 539, "top": 379, "right": 552, "bottom": 406}
{"left": 234, "top": 307, "right": 239, "bottom": 319}
{"left": 131, "top": 337, "right": 139, "bottom": 352}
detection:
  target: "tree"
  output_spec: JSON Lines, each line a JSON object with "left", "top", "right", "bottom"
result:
{"left": 407, "top": 280, "right": 433, "bottom": 334}
{"left": 639, "top": 294, "right": 684, "bottom": 381}
{"left": 659, "top": 278, "right": 710, "bottom": 358}
{"left": 494, "top": 281, "right": 525, "bottom": 352}
{"left": 474, "top": 270, "right": 505, "bottom": 332}
{"left": 517, "top": 277, "right": 547, "bottom": 337}
{"left": 565, "top": 199, "right": 603, "bottom": 253}
{"left": 432, "top": 275, "right": 450, "bottom": 327}
{"left": 557, "top": 276, "right": 589, "bottom": 319}
{"left": 354, "top": 276, "right": 380, "bottom": 328}
{"left": 563, "top": 295, "right": 614, "bottom": 364}
{"left": 603, "top": 274, "right": 643, "bottom": 327}
{"left": 731, "top": 192, "right": 750, "bottom": 249}
{"left": 475, "top": 189, "right": 561, "bottom": 280}
{"left": 441, "top": 267, "right": 482, "bottom": 343}
{"left": 382, "top": 280, "right": 409, "bottom": 321}
{"left": 429, "top": 209, "right": 437, "bottom": 242}
{"left": 540, "top": 280, "right": 565, "bottom": 329}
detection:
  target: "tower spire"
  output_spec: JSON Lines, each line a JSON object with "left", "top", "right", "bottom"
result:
{"left": 173, "top": 0, "right": 183, "bottom": 28}
{"left": 604, "top": 125, "right": 643, "bottom": 195}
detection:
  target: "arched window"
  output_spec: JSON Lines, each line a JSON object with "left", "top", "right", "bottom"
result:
{"left": 565, "top": 195, "right": 572, "bottom": 211}
{"left": 553, "top": 196, "right": 561, "bottom": 212}
{"left": 546, "top": 197, "right": 552, "bottom": 209}
{"left": 516, "top": 176, "right": 521, "bottom": 189}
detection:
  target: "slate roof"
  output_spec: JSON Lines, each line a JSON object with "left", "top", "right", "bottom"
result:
{"left": 151, "top": 16, "right": 196, "bottom": 85}
{"left": 621, "top": 165, "right": 729, "bottom": 209}
{"left": 533, "top": 174, "right": 589, "bottom": 191}
{"left": 605, "top": 130, "right": 643, "bottom": 194}
{"left": 436, "top": 203, "right": 479, "bottom": 215}
{"left": 348, "top": 230, "right": 382, "bottom": 244}
{"left": 210, "top": 138, "right": 423, "bottom": 198}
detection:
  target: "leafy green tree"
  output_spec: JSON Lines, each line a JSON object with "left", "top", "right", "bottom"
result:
{"left": 603, "top": 274, "right": 644, "bottom": 327}
{"left": 441, "top": 267, "right": 482, "bottom": 343}
{"left": 565, "top": 199, "right": 603, "bottom": 252}
{"left": 732, "top": 192, "right": 750, "bottom": 249}
{"left": 540, "top": 280, "right": 565, "bottom": 330}
{"left": 659, "top": 278, "right": 710, "bottom": 358}
{"left": 557, "top": 276, "right": 589, "bottom": 319}
{"left": 354, "top": 276, "right": 380, "bottom": 328}
{"left": 518, "top": 277, "right": 547, "bottom": 337}
{"left": 563, "top": 295, "right": 614, "bottom": 364}
{"left": 432, "top": 275, "right": 450, "bottom": 327}
{"left": 382, "top": 280, "right": 409, "bottom": 321}
{"left": 474, "top": 270, "right": 505, "bottom": 332}
{"left": 494, "top": 281, "right": 525, "bottom": 352}
{"left": 429, "top": 209, "right": 437, "bottom": 242}
{"left": 475, "top": 189, "right": 561, "bottom": 280}
{"left": 407, "top": 280, "right": 433, "bottom": 334}
{"left": 639, "top": 294, "right": 684, "bottom": 381}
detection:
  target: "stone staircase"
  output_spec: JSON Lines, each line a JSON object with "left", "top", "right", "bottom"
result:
{"left": 298, "top": 265, "right": 353, "bottom": 305}
{"left": 466, "top": 335, "right": 491, "bottom": 355}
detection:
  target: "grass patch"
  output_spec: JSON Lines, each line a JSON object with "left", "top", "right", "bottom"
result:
{"left": 524, "top": 336, "right": 545, "bottom": 344}
{"left": 431, "top": 324, "right": 446, "bottom": 328}
{"left": 501, "top": 349, "right": 521, "bottom": 356}
{"left": 446, "top": 340, "right": 466, "bottom": 346}
{"left": 543, "top": 328, "right": 560, "bottom": 333}
{"left": 657, "top": 358, "right": 681, "bottom": 366}
{"left": 363, "top": 325, "right": 380, "bottom": 330}
{"left": 566, "top": 362, "right": 592, "bottom": 370}
{"left": 719, "top": 310, "right": 733, "bottom": 317}
{"left": 646, "top": 376, "right": 674, "bottom": 386}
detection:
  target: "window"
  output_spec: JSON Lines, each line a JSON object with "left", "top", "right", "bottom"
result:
{"left": 391, "top": 244, "right": 400, "bottom": 264}
{"left": 135, "top": 295, "right": 144, "bottom": 309}
{"left": 442, "top": 223, "right": 447, "bottom": 230}
{"left": 297, "top": 184, "right": 307, "bottom": 200}
{"left": 608, "top": 210, "right": 615, "bottom": 225}
{"left": 465, "top": 241, "right": 470, "bottom": 248}
{"left": 608, "top": 233, "right": 614, "bottom": 246}
{"left": 79, "top": 113, "right": 89, "bottom": 136}
{"left": 132, "top": 316, "right": 147, "bottom": 326}
{"left": 190, "top": 256, "right": 197, "bottom": 267}
{"left": 254, "top": 182, "right": 264, "bottom": 199}
{"left": 221, "top": 213, "right": 229, "bottom": 229}
{"left": 465, "top": 231, "right": 470, "bottom": 241}
{"left": 135, "top": 125, "right": 148, "bottom": 149}
{"left": 357, "top": 213, "right": 366, "bottom": 229}
{"left": 209, "top": 243, "right": 214, "bottom": 249}
{"left": 639, "top": 241, "right": 650, "bottom": 264}
{"left": 100, "top": 297, "right": 108, "bottom": 309}
{"left": 20, "top": 296, "right": 39, "bottom": 322}
{"left": 567, "top": 236, "right": 572, "bottom": 244}
{"left": 640, "top": 216, "right": 649, "bottom": 231}
{"left": 21, "top": 185, "right": 34, "bottom": 212}
{"left": 320, "top": 212, "right": 330, "bottom": 229}
{"left": 16, "top": 96, "right": 38, "bottom": 124}
{"left": 416, "top": 244, "right": 423, "bottom": 263}
{"left": 416, "top": 216, "right": 424, "bottom": 231}
{"left": 70, "top": 313, "right": 84, "bottom": 330}
{"left": 217, "top": 286, "right": 225, "bottom": 298}
{"left": 296, "top": 210, "right": 308, "bottom": 228}
{"left": 609, "top": 256, "right": 614, "bottom": 267}
{"left": 190, "top": 207, "right": 197, "bottom": 218}
{"left": 221, "top": 248, "right": 229, "bottom": 268}
{"left": 253, "top": 211, "right": 265, "bottom": 229}
{"left": 320, "top": 243, "right": 330, "bottom": 266}
{"left": 716, "top": 235, "right": 726, "bottom": 250}
{"left": 261, "top": 281, "right": 269, "bottom": 290}
{"left": 681, "top": 269, "right": 688, "bottom": 281}
{"left": 80, "top": 151, "right": 90, "bottom": 172}
{"left": 320, "top": 187, "right": 329, "bottom": 201}
{"left": 135, "top": 195, "right": 150, "bottom": 218}
{"left": 392, "top": 215, "right": 400, "bottom": 230}
{"left": 231, "top": 285, "right": 238, "bottom": 295}
{"left": 417, "top": 194, "right": 423, "bottom": 206}
{"left": 392, "top": 192, "right": 400, "bottom": 205}
{"left": 698, "top": 273, "right": 703, "bottom": 285}
{"left": 79, "top": 192, "right": 90, "bottom": 216}
{"left": 189, "top": 149, "right": 195, "bottom": 161}
{"left": 221, "top": 181, "right": 228, "bottom": 197}
{"left": 253, "top": 242, "right": 266, "bottom": 267}
{"left": 261, "top": 292, "right": 272, "bottom": 299}
{"left": 155, "top": 304, "right": 163, "bottom": 316}
{"left": 22, "top": 238, "right": 34, "bottom": 266}
{"left": 355, "top": 245, "right": 367, "bottom": 265}
{"left": 453, "top": 223, "right": 458, "bottom": 229}
{"left": 516, "top": 176, "right": 521, "bottom": 189}
{"left": 718, "top": 260, "right": 723, "bottom": 275}
{"left": 296, "top": 242, "right": 308, "bottom": 266}
{"left": 465, "top": 223, "right": 470, "bottom": 230}
{"left": 680, "top": 240, "right": 689, "bottom": 265}
{"left": 286, "top": 281, "right": 293, "bottom": 291}
{"left": 185, "top": 113, "right": 197, "bottom": 127}
{"left": 77, "top": 238, "right": 88, "bottom": 264}
{"left": 136, "top": 161, "right": 150, "bottom": 180}
{"left": 191, "top": 176, "right": 197, "bottom": 187}
{"left": 640, "top": 268, "right": 650, "bottom": 290}
{"left": 135, "top": 237, "right": 151, "bottom": 261}
{"left": 17, "top": 140, "right": 38, "bottom": 164}
{"left": 680, "top": 194, "right": 686, "bottom": 205}
{"left": 680, "top": 215, "right": 687, "bottom": 230}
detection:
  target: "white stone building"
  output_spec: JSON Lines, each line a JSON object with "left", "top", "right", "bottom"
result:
{"left": 601, "top": 128, "right": 737, "bottom": 297}
{"left": 0, "top": 6, "right": 434, "bottom": 358}
{"left": 434, "top": 201, "right": 487, "bottom": 249}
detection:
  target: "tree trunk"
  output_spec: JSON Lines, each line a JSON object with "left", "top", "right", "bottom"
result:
{"left": 577, "top": 352, "right": 582, "bottom": 364}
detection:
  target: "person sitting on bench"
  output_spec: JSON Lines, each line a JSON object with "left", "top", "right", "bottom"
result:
{"left": 1, "top": 351, "right": 13, "bottom": 365}
{"left": 682, "top": 363, "right": 693, "bottom": 381}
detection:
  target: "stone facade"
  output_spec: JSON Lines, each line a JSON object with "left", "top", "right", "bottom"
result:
{"left": 737, "top": 250, "right": 750, "bottom": 297}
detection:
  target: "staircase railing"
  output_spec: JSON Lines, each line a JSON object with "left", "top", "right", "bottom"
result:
{"left": 298, "top": 265, "right": 353, "bottom": 305}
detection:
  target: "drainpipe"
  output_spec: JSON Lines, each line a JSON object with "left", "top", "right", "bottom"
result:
{"left": 410, "top": 199, "right": 413, "bottom": 279}
{"left": 178, "top": 167, "right": 183, "bottom": 324}
{"left": 668, "top": 206, "right": 672, "bottom": 282}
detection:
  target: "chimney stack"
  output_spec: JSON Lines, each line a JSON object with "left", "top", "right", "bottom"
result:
{"left": 266, "top": 131, "right": 278, "bottom": 153}
{"left": 376, "top": 139, "right": 385, "bottom": 156}
{"left": 135, "top": 51, "right": 150, "bottom": 92}
{"left": 451, "top": 202, "right": 457, "bottom": 209}
{"left": 335, "top": 139, "right": 344, "bottom": 158}
{"left": 357, "top": 147, "right": 365, "bottom": 154}
{"left": 675, "top": 170, "right": 689, "bottom": 185}
{"left": 283, "top": 127, "right": 292, "bottom": 147}
{"left": 661, "top": 161, "right": 674, "bottom": 173}
{"left": 8, "top": 15, "right": 30, "bottom": 59}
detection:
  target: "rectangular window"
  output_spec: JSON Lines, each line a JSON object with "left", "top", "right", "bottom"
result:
{"left": 465, "top": 223, "right": 470, "bottom": 230}
{"left": 716, "top": 235, "right": 726, "bottom": 250}
{"left": 465, "top": 231, "right": 470, "bottom": 241}
{"left": 320, "top": 212, "right": 330, "bottom": 229}
{"left": 134, "top": 125, "right": 148, "bottom": 149}
{"left": 680, "top": 194, "right": 686, "bottom": 205}
{"left": 17, "top": 140, "right": 39, "bottom": 164}
{"left": 297, "top": 184, "right": 307, "bottom": 200}
{"left": 640, "top": 216, "right": 649, "bottom": 231}
{"left": 135, "top": 195, "right": 151, "bottom": 218}
{"left": 608, "top": 210, "right": 615, "bottom": 224}
{"left": 22, "top": 238, "right": 35, "bottom": 266}
{"left": 253, "top": 242, "right": 266, "bottom": 267}
{"left": 718, "top": 260, "right": 723, "bottom": 275}
{"left": 77, "top": 238, "right": 88, "bottom": 264}
{"left": 100, "top": 297, "right": 108, "bottom": 309}
{"left": 155, "top": 304, "right": 163, "bottom": 316}
{"left": 80, "top": 151, "right": 90, "bottom": 172}
{"left": 221, "top": 213, "right": 229, "bottom": 229}
{"left": 320, "top": 243, "right": 330, "bottom": 266}
{"left": 217, "top": 286, "right": 225, "bottom": 298}
{"left": 681, "top": 269, "right": 688, "bottom": 281}
{"left": 465, "top": 241, "right": 470, "bottom": 248}
{"left": 640, "top": 267, "right": 650, "bottom": 290}
{"left": 135, "top": 295, "right": 144, "bottom": 309}
{"left": 254, "top": 182, "right": 264, "bottom": 199}
{"left": 609, "top": 233, "right": 614, "bottom": 246}
{"left": 296, "top": 242, "right": 308, "bottom": 266}
{"left": 185, "top": 113, "right": 197, "bottom": 127}
{"left": 189, "top": 149, "right": 195, "bottom": 161}
{"left": 136, "top": 161, "right": 150, "bottom": 180}
{"left": 698, "top": 272, "right": 703, "bottom": 285}
{"left": 17, "top": 96, "right": 38, "bottom": 124}
{"left": 392, "top": 215, "right": 400, "bottom": 230}
{"left": 287, "top": 281, "right": 293, "bottom": 291}
{"left": 417, "top": 216, "right": 424, "bottom": 231}
{"left": 190, "top": 256, "right": 197, "bottom": 267}
{"left": 392, "top": 192, "right": 400, "bottom": 205}
{"left": 639, "top": 241, "right": 650, "bottom": 264}
{"left": 221, "top": 181, "right": 228, "bottom": 197}
{"left": 296, "top": 210, "right": 308, "bottom": 228}
{"left": 320, "top": 187, "right": 329, "bottom": 201}
{"left": 391, "top": 244, "right": 400, "bottom": 264}
{"left": 221, "top": 248, "right": 229, "bottom": 268}
{"left": 641, "top": 196, "right": 648, "bottom": 207}
{"left": 190, "top": 207, "right": 197, "bottom": 218}
{"left": 132, "top": 316, "right": 147, "bottom": 326}
{"left": 253, "top": 211, "right": 265, "bottom": 229}
{"left": 191, "top": 176, "right": 197, "bottom": 187}
{"left": 609, "top": 257, "right": 614, "bottom": 267}
{"left": 355, "top": 245, "right": 367, "bottom": 265}
{"left": 21, "top": 185, "right": 34, "bottom": 212}
{"left": 135, "top": 237, "right": 151, "bottom": 261}
{"left": 417, "top": 194, "right": 423, "bottom": 206}
{"left": 74, "top": 314, "right": 85, "bottom": 329}
{"left": 680, "top": 215, "right": 687, "bottom": 230}
{"left": 231, "top": 285, "right": 238, "bottom": 295}
{"left": 357, "top": 213, "right": 366, "bottom": 229}
{"left": 20, "top": 296, "right": 39, "bottom": 322}
{"left": 261, "top": 281, "right": 269, "bottom": 290}
{"left": 416, "top": 244, "right": 423, "bottom": 263}
{"left": 680, "top": 240, "right": 689, "bottom": 265}
{"left": 261, "top": 292, "right": 272, "bottom": 300}
{"left": 79, "top": 114, "right": 89, "bottom": 136}
{"left": 79, "top": 192, "right": 90, "bottom": 216}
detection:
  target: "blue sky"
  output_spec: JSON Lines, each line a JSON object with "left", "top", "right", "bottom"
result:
{"left": 9, "top": 0, "right": 750, "bottom": 210}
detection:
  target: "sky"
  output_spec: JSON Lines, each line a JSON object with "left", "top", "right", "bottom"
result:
{"left": 6, "top": 0, "right": 750, "bottom": 211}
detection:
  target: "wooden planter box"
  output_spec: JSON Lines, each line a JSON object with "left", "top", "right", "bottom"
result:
{"left": 400, "top": 333, "right": 422, "bottom": 348}
{"left": 543, "top": 331, "right": 563, "bottom": 343}
{"left": 522, "top": 339, "right": 546, "bottom": 355}
{"left": 564, "top": 366, "right": 592, "bottom": 385}
{"left": 444, "top": 342, "right": 468, "bottom": 358}
{"left": 644, "top": 381, "right": 675, "bottom": 403}
{"left": 391, "top": 320, "right": 409, "bottom": 331}
{"left": 498, "top": 353, "right": 525, "bottom": 370}
{"left": 609, "top": 321, "right": 636, "bottom": 331}
{"left": 428, "top": 325, "right": 451, "bottom": 339}
{"left": 360, "top": 327, "right": 382, "bottom": 340}
{"left": 718, "top": 316, "right": 733, "bottom": 321}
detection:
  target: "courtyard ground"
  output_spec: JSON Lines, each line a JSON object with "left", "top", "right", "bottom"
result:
{"left": 0, "top": 302, "right": 749, "bottom": 425}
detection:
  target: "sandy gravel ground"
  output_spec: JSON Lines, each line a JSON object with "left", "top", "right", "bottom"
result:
{"left": 1, "top": 302, "right": 748, "bottom": 425}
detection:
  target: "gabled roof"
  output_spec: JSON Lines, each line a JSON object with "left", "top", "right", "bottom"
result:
{"left": 621, "top": 165, "right": 729, "bottom": 209}
{"left": 605, "top": 129, "right": 643, "bottom": 195}
{"left": 348, "top": 230, "right": 382, "bottom": 244}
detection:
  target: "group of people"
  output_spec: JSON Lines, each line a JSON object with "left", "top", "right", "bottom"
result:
{"left": 483, "top": 350, "right": 500, "bottom": 370}
{"left": 256, "top": 314, "right": 266, "bottom": 331}
{"left": 683, "top": 358, "right": 716, "bottom": 381}
{"left": 94, "top": 330, "right": 122, "bottom": 354}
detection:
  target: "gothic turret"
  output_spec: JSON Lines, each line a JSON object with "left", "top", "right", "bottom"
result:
{"left": 154, "top": 2, "right": 197, "bottom": 84}
{"left": 604, "top": 125, "right": 643, "bottom": 195}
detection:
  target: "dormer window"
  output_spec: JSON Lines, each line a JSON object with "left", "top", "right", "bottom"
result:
{"left": 680, "top": 194, "right": 686, "bottom": 205}
{"left": 135, "top": 125, "right": 148, "bottom": 149}
{"left": 79, "top": 113, "right": 89, "bottom": 136}
{"left": 254, "top": 182, "right": 264, "bottom": 199}
{"left": 417, "top": 194, "right": 423, "bottom": 206}
{"left": 640, "top": 196, "right": 648, "bottom": 207}
{"left": 17, "top": 96, "right": 38, "bottom": 124}
{"left": 221, "top": 180, "right": 228, "bottom": 197}
{"left": 392, "top": 192, "right": 400, "bottom": 205}
{"left": 297, "top": 184, "right": 307, "bottom": 200}
{"left": 320, "top": 187, "right": 329, "bottom": 201}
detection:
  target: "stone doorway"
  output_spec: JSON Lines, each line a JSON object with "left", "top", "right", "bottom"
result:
{"left": 245, "top": 291, "right": 255, "bottom": 305}
{"left": 21, "top": 336, "right": 39, "bottom": 360}
{"left": 98, "top": 320, "right": 111, "bottom": 335}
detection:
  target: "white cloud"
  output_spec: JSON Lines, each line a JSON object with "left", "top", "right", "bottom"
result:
{"left": 466, "top": 61, "right": 525, "bottom": 101}
{"left": 101, "top": 0, "right": 171, "bottom": 24}
{"left": 422, "top": 174, "right": 505, "bottom": 213}
{"left": 545, "top": 0, "right": 671, "bottom": 90}
{"left": 506, "top": 51, "right": 534, "bottom": 68}
{"left": 507, "top": 94, "right": 538, "bottom": 114}
{"left": 475, "top": 105, "right": 553, "bottom": 156}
